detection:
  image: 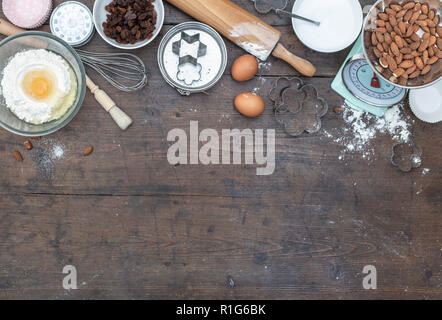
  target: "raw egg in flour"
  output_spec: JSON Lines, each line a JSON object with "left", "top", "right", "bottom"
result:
{"left": 21, "top": 68, "right": 58, "bottom": 102}
{"left": 234, "top": 92, "right": 265, "bottom": 118}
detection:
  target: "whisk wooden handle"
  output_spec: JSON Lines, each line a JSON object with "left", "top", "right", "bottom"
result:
{"left": 86, "top": 76, "right": 133, "bottom": 130}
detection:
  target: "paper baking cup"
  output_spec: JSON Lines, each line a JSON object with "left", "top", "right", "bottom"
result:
{"left": 409, "top": 79, "right": 442, "bottom": 124}
{"left": 2, "top": 0, "right": 53, "bottom": 29}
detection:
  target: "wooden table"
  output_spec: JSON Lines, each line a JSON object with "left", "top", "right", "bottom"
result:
{"left": 0, "top": 0, "right": 440, "bottom": 300}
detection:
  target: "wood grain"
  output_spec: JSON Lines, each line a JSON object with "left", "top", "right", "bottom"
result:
{"left": 0, "top": 0, "right": 441, "bottom": 300}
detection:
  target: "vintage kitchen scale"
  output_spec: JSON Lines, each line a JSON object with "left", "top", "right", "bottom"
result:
{"left": 332, "top": 34, "right": 407, "bottom": 117}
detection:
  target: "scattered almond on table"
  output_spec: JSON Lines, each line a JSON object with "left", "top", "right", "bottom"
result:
{"left": 83, "top": 146, "right": 94, "bottom": 157}
{"left": 13, "top": 150, "right": 23, "bottom": 161}
{"left": 24, "top": 141, "right": 33, "bottom": 150}
{"left": 369, "top": 1, "right": 441, "bottom": 86}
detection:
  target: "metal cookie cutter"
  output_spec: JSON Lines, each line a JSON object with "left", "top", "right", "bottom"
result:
{"left": 391, "top": 141, "right": 423, "bottom": 173}
{"left": 172, "top": 32, "right": 207, "bottom": 86}
{"left": 250, "top": 0, "right": 320, "bottom": 25}
{"left": 270, "top": 77, "right": 328, "bottom": 137}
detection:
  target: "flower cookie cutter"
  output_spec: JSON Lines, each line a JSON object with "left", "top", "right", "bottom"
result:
{"left": 250, "top": 0, "right": 320, "bottom": 25}
{"left": 172, "top": 31, "right": 207, "bottom": 86}
{"left": 391, "top": 141, "right": 423, "bottom": 173}
{"left": 270, "top": 77, "right": 328, "bottom": 137}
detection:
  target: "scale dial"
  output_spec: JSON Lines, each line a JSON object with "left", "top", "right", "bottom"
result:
{"left": 342, "top": 58, "right": 406, "bottom": 107}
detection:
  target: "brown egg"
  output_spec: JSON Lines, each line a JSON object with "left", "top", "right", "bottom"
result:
{"left": 231, "top": 55, "right": 259, "bottom": 82}
{"left": 234, "top": 92, "right": 265, "bottom": 118}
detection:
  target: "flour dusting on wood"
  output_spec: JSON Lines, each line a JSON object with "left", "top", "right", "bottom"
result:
{"left": 323, "top": 104, "right": 413, "bottom": 161}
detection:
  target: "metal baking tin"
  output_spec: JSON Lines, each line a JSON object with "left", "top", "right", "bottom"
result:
{"left": 50, "top": 1, "right": 95, "bottom": 47}
{"left": 157, "top": 22, "right": 227, "bottom": 96}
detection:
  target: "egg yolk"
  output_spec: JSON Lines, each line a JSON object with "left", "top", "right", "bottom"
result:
{"left": 21, "top": 69, "right": 56, "bottom": 101}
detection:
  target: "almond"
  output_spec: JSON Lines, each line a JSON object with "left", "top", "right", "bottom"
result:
{"left": 399, "top": 60, "right": 414, "bottom": 69}
{"left": 404, "top": 10, "right": 413, "bottom": 22}
{"left": 393, "top": 68, "right": 405, "bottom": 77}
{"left": 415, "top": 20, "right": 427, "bottom": 28}
{"left": 376, "top": 19, "right": 386, "bottom": 27}
{"left": 391, "top": 42, "right": 400, "bottom": 56}
{"left": 426, "top": 20, "right": 436, "bottom": 28}
{"left": 419, "top": 38, "right": 429, "bottom": 52}
{"left": 422, "top": 32, "right": 430, "bottom": 40}
{"left": 437, "top": 38, "right": 442, "bottom": 50}
{"left": 13, "top": 150, "right": 23, "bottom": 161}
{"left": 437, "top": 26, "right": 442, "bottom": 37}
{"left": 378, "top": 12, "right": 389, "bottom": 21}
{"left": 403, "top": 2, "right": 415, "bottom": 10}
{"left": 389, "top": 76, "right": 398, "bottom": 84}
{"left": 376, "top": 27, "right": 387, "bottom": 33}
{"left": 428, "top": 9, "right": 435, "bottom": 20}
{"left": 409, "top": 41, "right": 420, "bottom": 51}
{"left": 399, "top": 77, "right": 408, "bottom": 86}
{"left": 399, "top": 21, "right": 407, "bottom": 34}
{"left": 387, "top": 54, "right": 397, "bottom": 71}
{"left": 427, "top": 56, "right": 439, "bottom": 65}
{"left": 384, "top": 33, "right": 392, "bottom": 44}
{"left": 409, "top": 11, "right": 420, "bottom": 24}
{"left": 405, "top": 25, "right": 415, "bottom": 37}
{"left": 400, "top": 47, "right": 411, "bottom": 54}
{"left": 429, "top": 36, "right": 436, "bottom": 47}
{"left": 371, "top": 32, "right": 378, "bottom": 46}
{"left": 421, "top": 4, "right": 429, "bottom": 15}
{"left": 390, "top": 4, "right": 402, "bottom": 11}
{"left": 394, "top": 35, "right": 404, "bottom": 48}
{"left": 373, "top": 47, "right": 382, "bottom": 58}
{"left": 376, "top": 32, "right": 384, "bottom": 43}
{"left": 409, "top": 70, "right": 421, "bottom": 78}
{"left": 333, "top": 107, "right": 344, "bottom": 113}
{"left": 24, "top": 141, "right": 33, "bottom": 150}
{"left": 397, "top": 10, "right": 407, "bottom": 19}
{"left": 385, "top": 8, "right": 396, "bottom": 16}
{"left": 406, "top": 65, "right": 416, "bottom": 74}
{"left": 423, "top": 50, "right": 429, "bottom": 64}
{"left": 83, "top": 146, "right": 94, "bottom": 157}
{"left": 380, "top": 57, "right": 389, "bottom": 68}
{"left": 421, "top": 65, "right": 431, "bottom": 75}
{"left": 415, "top": 56, "right": 424, "bottom": 70}
{"left": 428, "top": 46, "right": 434, "bottom": 57}
{"left": 389, "top": 15, "right": 398, "bottom": 27}
{"left": 413, "top": 3, "right": 421, "bottom": 12}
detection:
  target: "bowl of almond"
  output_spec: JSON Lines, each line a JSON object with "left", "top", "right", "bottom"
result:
{"left": 363, "top": 0, "right": 441, "bottom": 88}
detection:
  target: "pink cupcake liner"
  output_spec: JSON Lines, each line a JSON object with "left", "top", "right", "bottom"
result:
{"left": 2, "top": 0, "right": 53, "bottom": 29}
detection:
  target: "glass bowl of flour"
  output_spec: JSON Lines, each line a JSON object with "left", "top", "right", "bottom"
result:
{"left": 0, "top": 32, "right": 86, "bottom": 136}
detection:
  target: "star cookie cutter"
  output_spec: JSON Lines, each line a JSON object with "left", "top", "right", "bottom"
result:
{"left": 270, "top": 77, "right": 328, "bottom": 137}
{"left": 391, "top": 141, "right": 423, "bottom": 173}
{"left": 172, "top": 32, "right": 207, "bottom": 85}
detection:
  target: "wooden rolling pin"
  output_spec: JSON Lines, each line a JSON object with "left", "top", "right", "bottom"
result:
{"left": 165, "top": 0, "right": 316, "bottom": 77}
{"left": 0, "top": 18, "right": 133, "bottom": 130}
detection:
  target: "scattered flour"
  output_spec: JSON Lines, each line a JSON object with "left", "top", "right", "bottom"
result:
{"left": 32, "top": 138, "right": 66, "bottom": 180}
{"left": 258, "top": 61, "right": 272, "bottom": 73}
{"left": 324, "top": 104, "right": 412, "bottom": 161}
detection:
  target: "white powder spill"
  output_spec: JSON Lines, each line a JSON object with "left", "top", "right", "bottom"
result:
{"left": 422, "top": 168, "right": 430, "bottom": 175}
{"left": 323, "top": 104, "right": 412, "bottom": 161}
{"left": 258, "top": 61, "right": 272, "bottom": 73}
{"left": 32, "top": 138, "right": 66, "bottom": 180}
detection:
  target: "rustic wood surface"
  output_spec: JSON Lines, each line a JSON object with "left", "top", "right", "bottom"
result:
{"left": 0, "top": 0, "right": 441, "bottom": 300}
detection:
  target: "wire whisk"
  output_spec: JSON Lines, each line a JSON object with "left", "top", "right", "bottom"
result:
{"left": 77, "top": 50, "right": 148, "bottom": 92}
